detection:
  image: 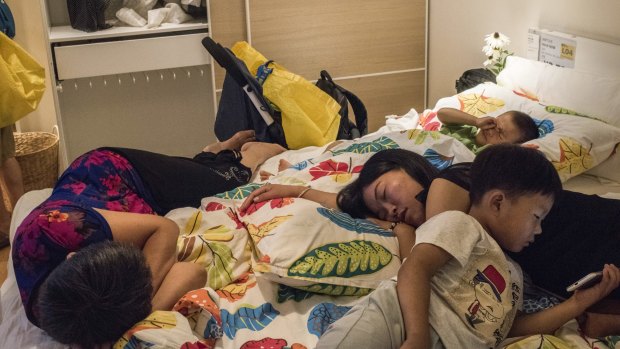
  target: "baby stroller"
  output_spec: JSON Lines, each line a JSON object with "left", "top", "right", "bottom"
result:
{"left": 202, "top": 37, "right": 367, "bottom": 149}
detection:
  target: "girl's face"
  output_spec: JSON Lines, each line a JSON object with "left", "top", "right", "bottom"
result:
{"left": 362, "top": 169, "right": 426, "bottom": 227}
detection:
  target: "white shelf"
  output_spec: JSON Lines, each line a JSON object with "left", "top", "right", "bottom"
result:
{"left": 49, "top": 21, "right": 209, "bottom": 43}
{"left": 54, "top": 33, "right": 211, "bottom": 79}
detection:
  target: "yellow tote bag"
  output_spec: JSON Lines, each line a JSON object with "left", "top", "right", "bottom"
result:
{"left": 0, "top": 32, "right": 46, "bottom": 128}
{"left": 231, "top": 41, "right": 340, "bottom": 150}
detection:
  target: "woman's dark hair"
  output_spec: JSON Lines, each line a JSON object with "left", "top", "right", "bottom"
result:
{"left": 337, "top": 149, "right": 439, "bottom": 218}
{"left": 509, "top": 111, "right": 539, "bottom": 143}
{"left": 469, "top": 144, "right": 561, "bottom": 205}
{"left": 38, "top": 241, "right": 153, "bottom": 349}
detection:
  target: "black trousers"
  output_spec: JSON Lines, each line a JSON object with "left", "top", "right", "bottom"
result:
{"left": 106, "top": 147, "right": 251, "bottom": 215}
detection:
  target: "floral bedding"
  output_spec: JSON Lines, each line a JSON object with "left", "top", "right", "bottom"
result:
{"left": 114, "top": 130, "right": 474, "bottom": 348}
{"left": 114, "top": 91, "right": 620, "bottom": 348}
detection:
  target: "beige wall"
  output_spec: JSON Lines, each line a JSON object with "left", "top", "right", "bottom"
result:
{"left": 428, "top": 0, "right": 620, "bottom": 106}
{"left": 6, "top": 0, "right": 57, "bottom": 133}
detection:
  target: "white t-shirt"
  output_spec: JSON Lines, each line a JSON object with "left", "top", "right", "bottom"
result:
{"left": 414, "top": 211, "right": 523, "bottom": 349}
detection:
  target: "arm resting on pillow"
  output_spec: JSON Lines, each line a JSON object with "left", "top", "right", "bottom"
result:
{"left": 240, "top": 184, "right": 338, "bottom": 211}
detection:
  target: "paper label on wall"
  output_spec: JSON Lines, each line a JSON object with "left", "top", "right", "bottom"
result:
{"left": 527, "top": 31, "right": 540, "bottom": 60}
{"left": 538, "top": 31, "right": 577, "bottom": 68}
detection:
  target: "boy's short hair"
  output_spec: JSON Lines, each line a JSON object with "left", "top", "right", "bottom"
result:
{"left": 469, "top": 144, "right": 561, "bottom": 205}
{"left": 39, "top": 241, "right": 153, "bottom": 349}
{"left": 509, "top": 111, "right": 539, "bottom": 143}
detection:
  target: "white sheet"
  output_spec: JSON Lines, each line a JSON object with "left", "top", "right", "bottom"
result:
{"left": 0, "top": 189, "right": 67, "bottom": 349}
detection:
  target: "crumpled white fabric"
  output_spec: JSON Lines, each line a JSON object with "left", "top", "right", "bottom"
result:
{"left": 146, "top": 3, "right": 193, "bottom": 28}
{"left": 117, "top": 2, "right": 193, "bottom": 28}
{"left": 116, "top": 7, "right": 147, "bottom": 27}
{"left": 163, "top": 3, "right": 193, "bottom": 23}
{"left": 377, "top": 108, "right": 420, "bottom": 134}
{"left": 123, "top": 0, "right": 158, "bottom": 19}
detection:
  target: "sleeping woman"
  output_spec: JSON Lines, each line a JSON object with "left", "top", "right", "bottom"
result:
{"left": 244, "top": 149, "right": 438, "bottom": 258}
{"left": 12, "top": 130, "right": 285, "bottom": 349}
{"left": 240, "top": 148, "right": 620, "bottom": 337}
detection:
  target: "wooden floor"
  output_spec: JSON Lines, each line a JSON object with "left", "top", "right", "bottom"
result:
{"left": 0, "top": 245, "right": 9, "bottom": 285}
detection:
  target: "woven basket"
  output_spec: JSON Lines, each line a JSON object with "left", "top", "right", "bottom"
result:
{"left": 14, "top": 131, "right": 59, "bottom": 192}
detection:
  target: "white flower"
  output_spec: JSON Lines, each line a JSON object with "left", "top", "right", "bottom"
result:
{"left": 482, "top": 44, "right": 495, "bottom": 56}
{"left": 484, "top": 32, "right": 510, "bottom": 48}
{"left": 481, "top": 32, "right": 513, "bottom": 75}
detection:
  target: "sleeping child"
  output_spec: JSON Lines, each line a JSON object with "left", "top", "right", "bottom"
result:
{"left": 437, "top": 107, "right": 539, "bottom": 153}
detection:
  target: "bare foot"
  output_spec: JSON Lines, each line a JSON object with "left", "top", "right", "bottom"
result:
{"left": 240, "top": 142, "right": 287, "bottom": 172}
{"left": 259, "top": 170, "right": 274, "bottom": 181}
{"left": 579, "top": 312, "right": 620, "bottom": 338}
{"left": 278, "top": 159, "right": 293, "bottom": 172}
{"left": 203, "top": 130, "right": 256, "bottom": 153}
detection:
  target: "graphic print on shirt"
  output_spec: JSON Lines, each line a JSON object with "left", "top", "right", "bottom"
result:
{"left": 465, "top": 264, "right": 506, "bottom": 328}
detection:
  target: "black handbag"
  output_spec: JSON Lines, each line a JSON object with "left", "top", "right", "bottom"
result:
{"left": 67, "top": 0, "right": 112, "bottom": 32}
{"left": 315, "top": 70, "right": 368, "bottom": 140}
{"left": 455, "top": 68, "right": 497, "bottom": 93}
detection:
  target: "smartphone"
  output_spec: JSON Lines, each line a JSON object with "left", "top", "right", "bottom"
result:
{"left": 566, "top": 271, "right": 603, "bottom": 292}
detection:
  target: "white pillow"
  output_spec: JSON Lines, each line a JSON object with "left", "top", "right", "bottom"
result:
{"left": 420, "top": 83, "right": 620, "bottom": 182}
{"left": 496, "top": 56, "right": 546, "bottom": 97}
{"left": 497, "top": 56, "right": 620, "bottom": 128}
{"left": 585, "top": 143, "right": 620, "bottom": 183}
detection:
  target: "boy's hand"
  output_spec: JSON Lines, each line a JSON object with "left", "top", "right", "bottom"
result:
{"left": 571, "top": 264, "right": 620, "bottom": 311}
{"left": 475, "top": 116, "right": 497, "bottom": 130}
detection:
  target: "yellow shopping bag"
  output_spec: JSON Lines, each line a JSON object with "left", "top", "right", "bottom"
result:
{"left": 0, "top": 32, "right": 46, "bottom": 128}
{"left": 232, "top": 41, "right": 341, "bottom": 150}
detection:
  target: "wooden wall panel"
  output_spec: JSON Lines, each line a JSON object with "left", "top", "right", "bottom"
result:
{"left": 210, "top": 0, "right": 247, "bottom": 87}
{"left": 249, "top": 0, "right": 426, "bottom": 79}
{"left": 337, "top": 71, "right": 425, "bottom": 132}
{"left": 208, "top": 0, "right": 427, "bottom": 137}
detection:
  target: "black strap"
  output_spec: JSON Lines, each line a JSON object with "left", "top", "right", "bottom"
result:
{"left": 319, "top": 70, "right": 368, "bottom": 136}
{"left": 340, "top": 88, "right": 367, "bottom": 136}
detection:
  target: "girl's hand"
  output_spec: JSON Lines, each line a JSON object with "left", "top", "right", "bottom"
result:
{"left": 240, "top": 184, "right": 306, "bottom": 211}
{"left": 571, "top": 264, "right": 620, "bottom": 312}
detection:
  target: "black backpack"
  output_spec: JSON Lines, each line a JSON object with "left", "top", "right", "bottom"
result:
{"left": 315, "top": 70, "right": 368, "bottom": 139}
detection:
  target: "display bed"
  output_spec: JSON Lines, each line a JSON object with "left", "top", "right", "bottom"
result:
{"left": 3, "top": 56, "right": 620, "bottom": 348}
